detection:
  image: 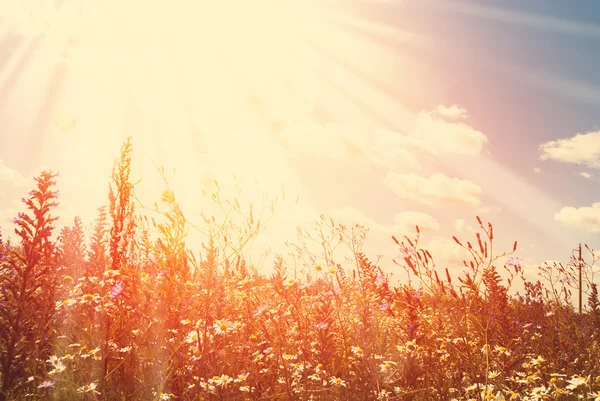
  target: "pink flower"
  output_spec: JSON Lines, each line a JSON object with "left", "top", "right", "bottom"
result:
{"left": 506, "top": 257, "right": 523, "bottom": 269}
{"left": 253, "top": 304, "right": 269, "bottom": 318}
{"left": 312, "top": 322, "right": 329, "bottom": 330}
{"left": 397, "top": 246, "right": 416, "bottom": 259}
{"left": 37, "top": 380, "right": 55, "bottom": 389}
{"left": 110, "top": 281, "right": 124, "bottom": 299}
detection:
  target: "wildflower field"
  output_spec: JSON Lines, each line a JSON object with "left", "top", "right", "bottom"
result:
{"left": 1, "top": 138, "right": 599, "bottom": 401}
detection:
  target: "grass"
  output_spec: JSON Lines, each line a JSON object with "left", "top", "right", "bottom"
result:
{"left": 1, "top": 137, "right": 599, "bottom": 401}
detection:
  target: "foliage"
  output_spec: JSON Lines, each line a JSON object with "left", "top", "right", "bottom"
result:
{"left": 0, "top": 139, "right": 599, "bottom": 400}
{"left": 0, "top": 171, "right": 60, "bottom": 401}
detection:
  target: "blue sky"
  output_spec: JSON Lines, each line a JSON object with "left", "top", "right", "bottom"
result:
{"left": 0, "top": 0, "right": 598, "bottom": 288}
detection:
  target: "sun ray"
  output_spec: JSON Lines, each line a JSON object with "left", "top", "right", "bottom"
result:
{"left": 0, "top": 36, "right": 41, "bottom": 109}
{"left": 0, "top": 0, "right": 594, "bottom": 280}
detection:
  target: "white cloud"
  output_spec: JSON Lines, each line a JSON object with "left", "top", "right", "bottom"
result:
{"left": 0, "top": 207, "right": 19, "bottom": 230}
{"left": 434, "top": 104, "right": 468, "bottom": 121}
{"left": 411, "top": 108, "right": 488, "bottom": 156}
{"left": 455, "top": 218, "right": 476, "bottom": 234}
{"left": 0, "top": 160, "right": 30, "bottom": 227}
{"left": 375, "top": 105, "right": 487, "bottom": 160}
{"left": 277, "top": 122, "right": 374, "bottom": 164}
{"left": 554, "top": 203, "right": 600, "bottom": 232}
{"left": 278, "top": 123, "right": 421, "bottom": 170}
{"left": 478, "top": 204, "right": 502, "bottom": 214}
{"left": 539, "top": 131, "right": 600, "bottom": 168}
{"left": 579, "top": 171, "right": 592, "bottom": 179}
{"left": 394, "top": 211, "right": 440, "bottom": 232}
{"left": 0, "top": 159, "right": 26, "bottom": 186}
{"left": 373, "top": 129, "right": 421, "bottom": 168}
{"left": 384, "top": 172, "right": 483, "bottom": 208}
{"left": 423, "top": 237, "right": 471, "bottom": 268}
{"left": 276, "top": 104, "right": 486, "bottom": 172}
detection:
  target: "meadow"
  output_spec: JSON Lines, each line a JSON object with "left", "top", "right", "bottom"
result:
{"left": 1, "top": 138, "right": 599, "bottom": 401}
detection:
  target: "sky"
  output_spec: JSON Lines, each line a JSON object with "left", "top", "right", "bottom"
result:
{"left": 0, "top": 0, "right": 599, "bottom": 290}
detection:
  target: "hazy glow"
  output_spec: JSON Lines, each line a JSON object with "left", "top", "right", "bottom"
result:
{"left": 0, "top": 0, "right": 597, "bottom": 279}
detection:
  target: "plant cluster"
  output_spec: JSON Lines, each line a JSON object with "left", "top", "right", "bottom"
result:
{"left": 1, "top": 138, "right": 599, "bottom": 401}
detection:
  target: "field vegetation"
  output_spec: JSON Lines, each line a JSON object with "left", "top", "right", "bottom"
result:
{"left": 1, "top": 138, "right": 599, "bottom": 400}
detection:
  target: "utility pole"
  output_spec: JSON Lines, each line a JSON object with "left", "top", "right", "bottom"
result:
{"left": 578, "top": 243, "right": 582, "bottom": 314}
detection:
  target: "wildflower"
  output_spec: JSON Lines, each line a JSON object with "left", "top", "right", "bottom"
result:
{"left": 254, "top": 304, "right": 269, "bottom": 318}
{"left": 312, "top": 322, "right": 329, "bottom": 330}
{"left": 351, "top": 346, "right": 364, "bottom": 358}
{"left": 240, "top": 386, "right": 250, "bottom": 392}
{"left": 531, "top": 355, "right": 545, "bottom": 366}
{"left": 181, "top": 319, "right": 191, "bottom": 325}
{"left": 83, "top": 294, "right": 95, "bottom": 301}
{"left": 397, "top": 246, "right": 416, "bottom": 259}
{"left": 329, "top": 376, "right": 346, "bottom": 387}
{"left": 379, "top": 361, "right": 396, "bottom": 372}
{"left": 213, "top": 319, "right": 233, "bottom": 335}
{"left": 77, "top": 382, "right": 98, "bottom": 394}
{"left": 488, "top": 371, "right": 500, "bottom": 379}
{"left": 63, "top": 275, "right": 74, "bottom": 284}
{"left": 37, "top": 380, "right": 55, "bottom": 389}
{"left": 325, "top": 287, "right": 341, "bottom": 297}
{"left": 186, "top": 330, "right": 199, "bottom": 343}
{"left": 49, "top": 361, "right": 66, "bottom": 375}
{"left": 494, "top": 345, "right": 511, "bottom": 356}
{"left": 531, "top": 386, "right": 548, "bottom": 398}
{"left": 209, "top": 374, "right": 233, "bottom": 387}
{"left": 315, "top": 264, "right": 322, "bottom": 271}
{"left": 566, "top": 375, "right": 588, "bottom": 390}
{"left": 235, "top": 373, "right": 250, "bottom": 382}
{"left": 158, "top": 393, "right": 172, "bottom": 400}
{"left": 110, "top": 281, "right": 124, "bottom": 299}
{"left": 505, "top": 256, "right": 523, "bottom": 269}
{"left": 588, "top": 391, "right": 600, "bottom": 401}
{"left": 61, "top": 298, "right": 76, "bottom": 306}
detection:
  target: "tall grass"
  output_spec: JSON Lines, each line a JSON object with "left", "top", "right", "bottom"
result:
{"left": 0, "top": 138, "right": 599, "bottom": 400}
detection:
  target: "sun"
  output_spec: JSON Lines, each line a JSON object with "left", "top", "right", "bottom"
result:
{"left": 0, "top": 0, "right": 419, "bottom": 253}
